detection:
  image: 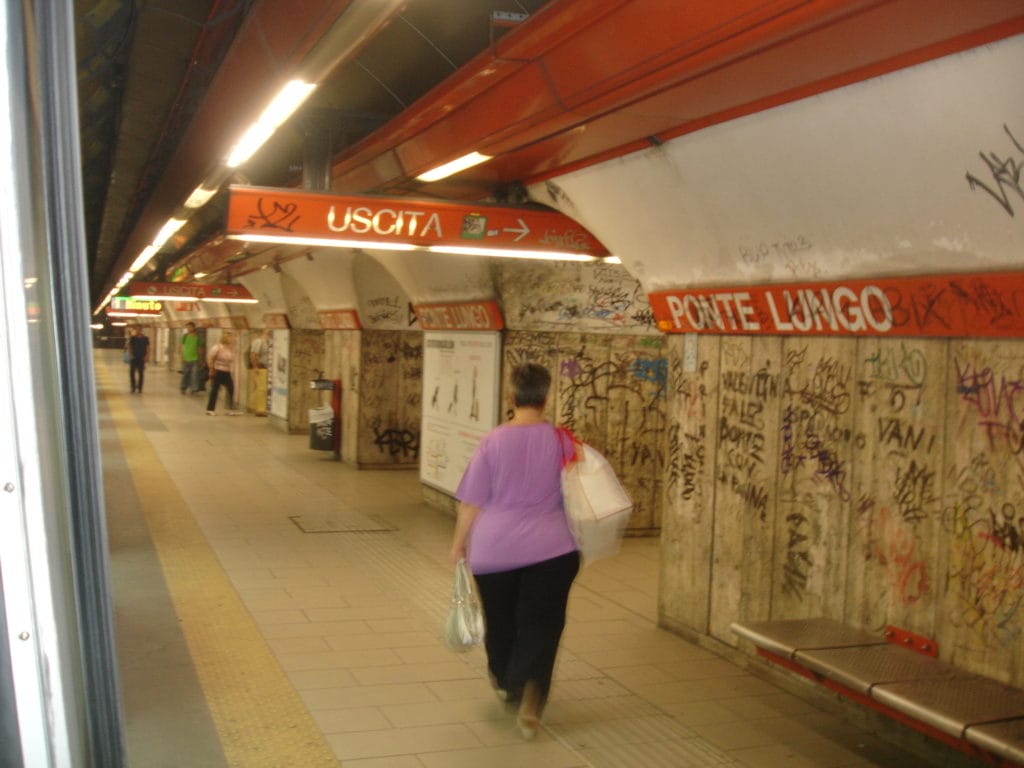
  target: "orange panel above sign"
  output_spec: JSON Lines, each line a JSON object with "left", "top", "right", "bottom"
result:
{"left": 648, "top": 271, "right": 1024, "bottom": 338}
{"left": 318, "top": 309, "right": 362, "bottom": 330}
{"left": 264, "top": 313, "right": 290, "bottom": 329}
{"left": 129, "top": 282, "right": 256, "bottom": 303}
{"left": 414, "top": 300, "right": 504, "bottom": 331}
{"left": 225, "top": 185, "right": 609, "bottom": 257}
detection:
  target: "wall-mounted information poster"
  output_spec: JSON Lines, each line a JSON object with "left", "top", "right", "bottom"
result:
{"left": 420, "top": 331, "right": 501, "bottom": 495}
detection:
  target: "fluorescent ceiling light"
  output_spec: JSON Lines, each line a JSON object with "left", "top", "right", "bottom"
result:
{"left": 416, "top": 151, "right": 492, "bottom": 182}
{"left": 129, "top": 245, "right": 158, "bottom": 273}
{"left": 229, "top": 232, "right": 604, "bottom": 261}
{"left": 226, "top": 80, "right": 317, "bottom": 168}
{"left": 199, "top": 296, "right": 258, "bottom": 304}
{"left": 110, "top": 321, "right": 128, "bottom": 327}
{"left": 603, "top": 256, "right": 622, "bottom": 264}
{"left": 193, "top": 272, "right": 208, "bottom": 279}
{"left": 426, "top": 245, "right": 598, "bottom": 262}
{"left": 184, "top": 184, "right": 219, "bottom": 209}
{"left": 128, "top": 293, "right": 189, "bottom": 302}
{"left": 152, "top": 217, "right": 187, "bottom": 250}
{"left": 115, "top": 271, "right": 133, "bottom": 288}
{"left": 128, "top": 291, "right": 256, "bottom": 304}
{"left": 90, "top": 323, "right": 103, "bottom": 330}
{"left": 227, "top": 233, "right": 418, "bottom": 252}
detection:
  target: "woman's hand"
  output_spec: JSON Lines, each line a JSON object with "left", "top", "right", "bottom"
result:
{"left": 450, "top": 501, "right": 479, "bottom": 566}
{"left": 450, "top": 543, "right": 466, "bottom": 566}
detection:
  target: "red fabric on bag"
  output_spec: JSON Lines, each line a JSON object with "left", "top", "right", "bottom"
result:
{"left": 555, "top": 426, "right": 582, "bottom": 467}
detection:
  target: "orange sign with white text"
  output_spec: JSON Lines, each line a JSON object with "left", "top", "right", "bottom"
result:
{"left": 648, "top": 272, "right": 1024, "bottom": 337}
{"left": 318, "top": 309, "right": 362, "bottom": 330}
{"left": 226, "top": 186, "right": 609, "bottom": 257}
{"left": 414, "top": 300, "right": 504, "bottom": 331}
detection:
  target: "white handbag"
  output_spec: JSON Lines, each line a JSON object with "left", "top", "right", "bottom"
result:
{"left": 444, "top": 558, "right": 485, "bottom": 652}
{"left": 557, "top": 427, "right": 633, "bottom": 565}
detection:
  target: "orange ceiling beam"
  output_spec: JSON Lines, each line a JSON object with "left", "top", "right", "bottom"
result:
{"left": 329, "top": 0, "right": 1024, "bottom": 197}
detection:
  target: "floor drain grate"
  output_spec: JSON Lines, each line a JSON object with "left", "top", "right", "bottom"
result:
{"left": 289, "top": 513, "right": 395, "bottom": 533}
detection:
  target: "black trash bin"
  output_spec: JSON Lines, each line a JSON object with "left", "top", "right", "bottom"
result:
{"left": 309, "top": 405, "right": 334, "bottom": 450}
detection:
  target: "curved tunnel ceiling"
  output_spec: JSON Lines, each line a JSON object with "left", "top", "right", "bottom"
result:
{"left": 77, "top": 0, "right": 1024, "bottom": 310}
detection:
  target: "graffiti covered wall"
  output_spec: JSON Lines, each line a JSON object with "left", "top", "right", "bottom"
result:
{"left": 356, "top": 330, "right": 422, "bottom": 468}
{"left": 660, "top": 335, "right": 1024, "bottom": 686}
{"left": 503, "top": 330, "right": 667, "bottom": 533}
{"left": 324, "top": 330, "right": 360, "bottom": 463}
{"left": 286, "top": 329, "right": 326, "bottom": 434}
{"left": 497, "top": 260, "right": 657, "bottom": 334}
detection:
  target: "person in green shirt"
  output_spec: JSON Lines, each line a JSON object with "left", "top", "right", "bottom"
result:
{"left": 180, "top": 322, "right": 200, "bottom": 394}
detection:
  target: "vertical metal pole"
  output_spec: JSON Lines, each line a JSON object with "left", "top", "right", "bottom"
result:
{"left": 0, "top": 1, "right": 125, "bottom": 765}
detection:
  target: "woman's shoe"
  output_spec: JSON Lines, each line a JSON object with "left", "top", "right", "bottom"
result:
{"left": 516, "top": 680, "right": 541, "bottom": 740}
{"left": 516, "top": 713, "right": 539, "bottom": 741}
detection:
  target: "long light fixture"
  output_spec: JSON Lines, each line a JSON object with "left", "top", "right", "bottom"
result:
{"left": 416, "top": 151, "right": 492, "bottom": 182}
{"left": 152, "top": 217, "right": 187, "bottom": 250}
{"left": 200, "top": 296, "right": 258, "bottom": 304}
{"left": 184, "top": 183, "right": 219, "bottom": 209}
{"left": 426, "top": 245, "right": 598, "bottom": 262}
{"left": 227, "top": 233, "right": 419, "bottom": 252}
{"left": 226, "top": 80, "right": 317, "bottom": 168}
{"left": 228, "top": 231, "right": 612, "bottom": 262}
{"left": 129, "top": 245, "right": 158, "bottom": 273}
{"left": 127, "top": 291, "right": 257, "bottom": 304}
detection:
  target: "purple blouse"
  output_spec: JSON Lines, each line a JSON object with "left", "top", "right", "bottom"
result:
{"left": 456, "top": 422, "right": 577, "bottom": 574}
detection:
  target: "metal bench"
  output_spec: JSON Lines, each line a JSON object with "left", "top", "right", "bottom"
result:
{"left": 731, "top": 618, "right": 1024, "bottom": 767}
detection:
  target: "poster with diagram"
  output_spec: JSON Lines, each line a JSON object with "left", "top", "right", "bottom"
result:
{"left": 270, "top": 329, "right": 289, "bottom": 420}
{"left": 420, "top": 331, "right": 501, "bottom": 494}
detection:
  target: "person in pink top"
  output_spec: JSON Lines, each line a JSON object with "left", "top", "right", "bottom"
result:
{"left": 451, "top": 363, "right": 579, "bottom": 740}
{"left": 205, "top": 331, "right": 237, "bottom": 415}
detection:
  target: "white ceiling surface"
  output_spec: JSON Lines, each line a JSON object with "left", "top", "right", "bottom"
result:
{"left": 353, "top": 251, "right": 418, "bottom": 331}
{"left": 371, "top": 249, "right": 496, "bottom": 305}
{"left": 240, "top": 269, "right": 288, "bottom": 319}
{"left": 281, "top": 250, "right": 359, "bottom": 309}
{"left": 540, "top": 35, "right": 1024, "bottom": 292}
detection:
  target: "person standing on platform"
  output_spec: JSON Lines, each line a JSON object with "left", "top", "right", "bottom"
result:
{"left": 180, "top": 322, "right": 200, "bottom": 395}
{"left": 247, "top": 328, "right": 271, "bottom": 416}
{"left": 450, "top": 362, "right": 579, "bottom": 741}
{"left": 126, "top": 325, "right": 150, "bottom": 394}
{"left": 248, "top": 327, "right": 269, "bottom": 370}
{"left": 205, "top": 331, "right": 238, "bottom": 415}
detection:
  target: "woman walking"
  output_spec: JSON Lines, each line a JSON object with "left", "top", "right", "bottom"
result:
{"left": 205, "top": 331, "right": 237, "bottom": 415}
{"left": 450, "top": 362, "right": 579, "bottom": 740}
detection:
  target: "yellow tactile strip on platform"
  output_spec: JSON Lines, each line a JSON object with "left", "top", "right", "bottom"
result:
{"left": 102, "top": 370, "right": 339, "bottom": 767}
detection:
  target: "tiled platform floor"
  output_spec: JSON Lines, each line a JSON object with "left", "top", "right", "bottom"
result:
{"left": 97, "top": 350, "right": 975, "bottom": 767}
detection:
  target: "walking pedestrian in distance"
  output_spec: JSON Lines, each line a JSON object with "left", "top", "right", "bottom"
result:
{"left": 205, "top": 331, "right": 238, "bottom": 415}
{"left": 180, "top": 322, "right": 200, "bottom": 394}
{"left": 126, "top": 325, "right": 150, "bottom": 394}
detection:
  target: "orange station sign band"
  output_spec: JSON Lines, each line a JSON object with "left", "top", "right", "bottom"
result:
{"left": 318, "top": 309, "right": 362, "bottom": 330}
{"left": 414, "top": 300, "right": 504, "bottom": 331}
{"left": 648, "top": 271, "right": 1024, "bottom": 338}
{"left": 226, "top": 186, "right": 608, "bottom": 256}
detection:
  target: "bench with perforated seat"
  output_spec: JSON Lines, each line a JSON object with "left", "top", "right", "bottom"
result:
{"left": 730, "top": 618, "right": 1024, "bottom": 767}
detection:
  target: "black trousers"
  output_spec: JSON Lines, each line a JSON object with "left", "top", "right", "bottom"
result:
{"left": 206, "top": 371, "right": 234, "bottom": 411}
{"left": 474, "top": 550, "right": 579, "bottom": 712}
{"left": 129, "top": 359, "right": 145, "bottom": 391}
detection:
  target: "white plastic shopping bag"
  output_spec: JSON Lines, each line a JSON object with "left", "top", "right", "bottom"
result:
{"left": 444, "top": 558, "right": 485, "bottom": 652}
{"left": 557, "top": 428, "right": 633, "bottom": 564}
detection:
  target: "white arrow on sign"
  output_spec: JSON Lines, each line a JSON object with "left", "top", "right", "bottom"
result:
{"left": 503, "top": 218, "right": 530, "bottom": 241}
